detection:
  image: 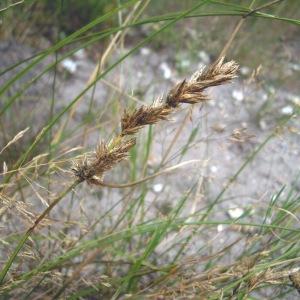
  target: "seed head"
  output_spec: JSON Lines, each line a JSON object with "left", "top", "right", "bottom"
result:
{"left": 71, "top": 57, "right": 239, "bottom": 185}
{"left": 72, "top": 138, "right": 136, "bottom": 184}
{"left": 166, "top": 57, "right": 238, "bottom": 108}
{"left": 121, "top": 105, "right": 172, "bottom": 136}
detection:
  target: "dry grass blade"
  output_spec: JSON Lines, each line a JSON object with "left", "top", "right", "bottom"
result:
{"left": 0, "top": 0, "right": 24, "bottom": 13}
{"left": 143, "top": 253, "right": 300, "bottom": 299}
{"left": 0, "top": 127, "right": 29, "bottom": 155}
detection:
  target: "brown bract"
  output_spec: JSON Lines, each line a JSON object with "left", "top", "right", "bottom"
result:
{"left": 72, "top": 138, "right": 136, "bottom": 184}
{"left": 121, "top": 105, "right": 172, "bottom": 136}
{"left": 196, "top": 57, "right": 239, "bottom": 87}
{"left": 166, "top": 57, "right": 238, "bottom": 108}
{"left": 166, "top": 79, "right": 209, "bottom": 107}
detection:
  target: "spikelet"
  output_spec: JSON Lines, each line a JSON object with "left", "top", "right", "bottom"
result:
{"left": 121, "top": 105, "right": 172, "bottom": 136}
{"left": 72, "top": 138, "right": 135, "bottom": 184}
{"left": 166, "top": 57, "right": 238, "bottom": 107}
{"left": 166, "top": 79, "right": 209, "bottom": 107}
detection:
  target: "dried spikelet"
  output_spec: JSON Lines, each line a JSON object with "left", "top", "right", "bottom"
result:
{"left": 195, "top": 56, "right": 239, "bottom": 88}
{"left": 72, "top": 138, "right": 135, "bottom": 183}
{"left": 94, "top": 138, "right": 135, "bottom": 172}
{"left": 166, "top": 79, "right": 209, "bottom": 108}
{"left": 121, "top": 105, "right": 172, "bottom": 135}
{"left": 166, "top": 57, "right": 238, "bottom": 108}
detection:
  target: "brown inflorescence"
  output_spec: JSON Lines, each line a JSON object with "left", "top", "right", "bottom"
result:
{"left": 121, "top": 105, "right": 172, "bottom": 136}
{"left": 166, "top": 57, "right": 238, "bottom": 107}
{"left": 72, "top": 138, "right": 136, "bottom": 184}
{"left": 72, "top": 57, "right": 238, "bottom": 184}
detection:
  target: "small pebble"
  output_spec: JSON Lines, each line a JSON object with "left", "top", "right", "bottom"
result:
{"left": 61, "top": 58, "right": 77, "bottom": 74}
{"left": 159, "top": 62, "right": 172, "bottom": 79}
{"left": 281, "top": 105, "right": 294, "bottom": 115}
{"left": 232, "top": 90, "right": 244, "bottom": 102}
{"left": 240, "top": 66, "right": 251, "bottom": 76}
{"left": 211, "top": 123, "right": 225, "bottom": 133}
{"left": 210, "top": 165, "right": 218, "bottom": 173}
{"left": 228, "top": 207, "right": 244, "bottom": 219}
{"left": 140, "top": 47, "right": 151, "bottom": 56}
{"left": 153, "top": 183, "right": 164, "bottom": 193}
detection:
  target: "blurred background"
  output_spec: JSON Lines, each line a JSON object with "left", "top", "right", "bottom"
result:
{"left": 1, "top": 0, "right": 300, "bottom": 299}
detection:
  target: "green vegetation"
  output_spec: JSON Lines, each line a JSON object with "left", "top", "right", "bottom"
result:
{"left": 0, "top": 0, "right": 300, "bottom": 299}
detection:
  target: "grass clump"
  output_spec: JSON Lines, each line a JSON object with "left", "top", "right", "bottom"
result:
{"left": 0, "top": 1, "right": 300, "bottom": 299}
{"left": 0, "top": 57, "right": 238, "bottom": 284}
